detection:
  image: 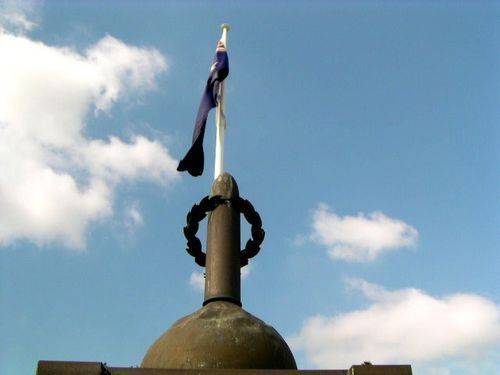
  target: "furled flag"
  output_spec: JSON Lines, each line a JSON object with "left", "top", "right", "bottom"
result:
{"left": 177, "top": 40, "right": 229, "bottom": 176}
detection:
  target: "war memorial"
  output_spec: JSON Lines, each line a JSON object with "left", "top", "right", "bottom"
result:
{"left": 37, "top": 25, "right": 413, "bottom": 375}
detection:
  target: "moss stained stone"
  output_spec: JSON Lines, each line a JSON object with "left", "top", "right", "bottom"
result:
{"left": 141, "top": 301, "right": 297, "bottom": 370}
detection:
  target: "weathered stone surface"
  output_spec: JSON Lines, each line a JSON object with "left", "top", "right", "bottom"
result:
{"left": 37, "top": 361, "right": 412, "bottom": 374}
{"left": 204, "top": 173, "right": 241, "bottom": 305}
{"left": 141, "top": 301, "right": 297, "bottom": 370}
{"left": 348, "top": 364, "right": 412, "bottom": 375}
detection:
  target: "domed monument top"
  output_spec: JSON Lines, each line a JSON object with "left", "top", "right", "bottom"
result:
{"left": 141, "top": 173, "right": 297, "bottom": 370}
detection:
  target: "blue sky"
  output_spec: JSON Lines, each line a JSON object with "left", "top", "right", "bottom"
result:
{"left": 0, "top": 1, "right": 498, "bottom": 374}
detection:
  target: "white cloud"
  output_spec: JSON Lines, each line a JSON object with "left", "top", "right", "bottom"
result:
{"left": 189, "top": 264, "right": 253, "bottom": 292}
{"left": 290, "top": 279, "right": 500, "bottom": 369}
{"left": 310, "top": 204, "right": 418, "bottom": 262}
{"left": 0, "top": 19, "right": 177, "bottom": 249}
{"left": 85, "top": 136, "right": 177, "bottom": 183}
{"left": 0, "top": 0, "right": 39, "bottom": 34}
{"left": 86, "top": 35, "right": 166, "bottom": 112}
{"left": 189, "top": 271, "right": 205, "bottom": 292}
{"left": 241, "top": 263, "right": 252, "bottom": 279}
{"left": 125, "top": 202, "right": 144, "bottom": 228}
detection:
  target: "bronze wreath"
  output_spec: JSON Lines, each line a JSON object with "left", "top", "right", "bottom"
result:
{"left": 183, "top": 195, "right": 265, "bottom": 267}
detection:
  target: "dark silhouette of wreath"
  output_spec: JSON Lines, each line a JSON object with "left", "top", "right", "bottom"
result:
{"left": 183, "top": 195, "right": 265, "bottom": 267}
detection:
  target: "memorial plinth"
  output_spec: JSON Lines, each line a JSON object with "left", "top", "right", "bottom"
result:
{"left": 37, "top": 361, "right": 412, "bottom": 374}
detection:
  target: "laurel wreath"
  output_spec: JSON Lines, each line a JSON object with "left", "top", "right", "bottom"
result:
{"left": 183, "top": 195, "right": 265, "bottom": 267}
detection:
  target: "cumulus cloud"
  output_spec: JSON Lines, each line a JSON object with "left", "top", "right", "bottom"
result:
{"left": 310, "top": 204, "right": 418, "bottom": 261}
{"left": 85, "top": 136, "right": 177, "bottom": 183}
{"left": 0, "top": 0, "right": 39, "bottom": 34}
{"left": 0, "top": 17, "right": 177, "bottom": 249}
{"left": 290, "top": 279, "right": 500, "bottom": 369}
{"left": 189, "top": 264, "right": 253, "bottom": 292}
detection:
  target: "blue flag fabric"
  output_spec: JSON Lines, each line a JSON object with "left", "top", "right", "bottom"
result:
{"left": 177, "top": 41, "right": 229, "bottom": 176}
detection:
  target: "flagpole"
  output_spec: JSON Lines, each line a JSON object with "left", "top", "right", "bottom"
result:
{"left": 214, "top": 23, "right": 230, "bottom": 180}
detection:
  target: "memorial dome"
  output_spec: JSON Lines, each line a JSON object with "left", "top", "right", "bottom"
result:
{"left": 141, "top": 301, "right": 297, "bottom": 369}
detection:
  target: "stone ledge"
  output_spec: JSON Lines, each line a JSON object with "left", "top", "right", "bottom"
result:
{"left": 37, "top": 361, "right": 412, "bottom": 375}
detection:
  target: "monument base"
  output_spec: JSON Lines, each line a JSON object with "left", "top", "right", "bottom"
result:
{"left": 37, "top": 361, "right": 412, "bottom": 375}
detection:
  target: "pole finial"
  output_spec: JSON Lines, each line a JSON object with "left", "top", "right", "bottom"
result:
{"left": 221, "top": 23, "right": 231, "bottom": 31}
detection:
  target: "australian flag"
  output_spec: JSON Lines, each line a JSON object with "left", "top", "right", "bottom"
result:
{"left": 177, "top": 40, "right": 229, "bottom": 176}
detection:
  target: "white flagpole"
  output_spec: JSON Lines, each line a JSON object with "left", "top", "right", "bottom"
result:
{"left": 214, "top": 23, "right": 230, "bottom": 180}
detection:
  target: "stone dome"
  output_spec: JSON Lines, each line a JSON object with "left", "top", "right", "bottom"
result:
{"left": 141, "top": 301, "right": 297, "bottom": 370}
